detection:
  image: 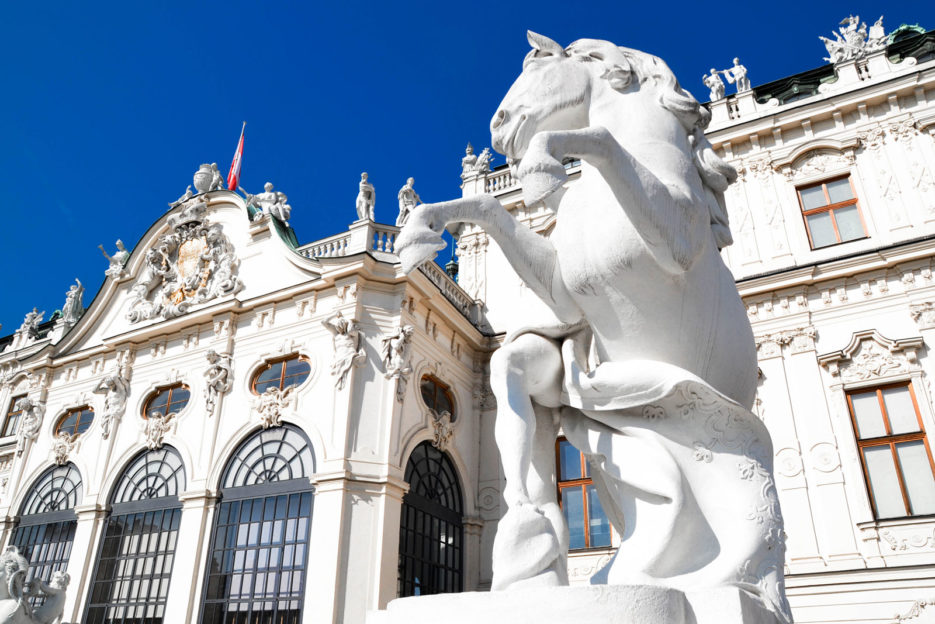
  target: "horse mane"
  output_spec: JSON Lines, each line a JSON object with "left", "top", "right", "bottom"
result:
{"left": 565, "top": 39, "right": 737, "bottom": 250}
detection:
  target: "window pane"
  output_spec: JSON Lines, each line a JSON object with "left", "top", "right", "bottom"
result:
{"left": 800, "top": 186, "right": 828, "bottom": 210}
{"left": 807, "top": 212, "right": 837, "bottom": 248}
{"left": 851, "top": 391, "right": 886, "bottom": 438}
{"left": 255, "top": 363, "right": 283, "bottom": 394}
{"left": 586, "top": 485, "right": 612, "bottom": 548}
{"left": 826, "top": 178, "right": 854, "bottom": 203}
{"left": 883, "top": 387, "right": 920, "bottom": 435}
{"left": 562, "top": 486, "right": 586, "bottom": 550}
{"left": 559, "top": 441, "right": 581, "bottom": 481}
{"left": 896, "top": 441, "right": 935, "bottom": 515}
{"left": 864, "top": 445, "right": 907, "bottom": 518}
{"left": 833, "top": 205, "right": 864, "bottom": 242}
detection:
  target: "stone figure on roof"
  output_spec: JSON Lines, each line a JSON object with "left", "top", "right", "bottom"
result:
{"left": 356, "top": 172, "right": 375, "bottom": 221}
{"left": 820, "top": 15, "right": 886, "bottom": 63}
{"left": 99, "top": 240, "right": 130, "bottom": 279}
{"left": 61, "top": 279, "right": 84, "bottom": 327}
{"left": 722, "top": 57, "right": 750, "bottom": 92}
{"left": 396, "top": 177, "right": 422, "bottom": 226}
{"left": 18, "top": 308, "right": 44, "bottom": 338}
{"left": 461, "top": 143, "right": 493, "bottom": 177}
{"left": 702, "top": 68, "right": 725, "bottom": 101}
{"left": 242, "top": 182, "right": 292, "bottom": 224}
{"left": 461, "top": 143, "right": 477, "bottom": 175}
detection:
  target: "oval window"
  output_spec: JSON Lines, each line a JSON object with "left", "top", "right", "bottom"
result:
{"left": 420, "top": 375, "right": 454, "bottom": 420}
{"left": 252, "top": 355, "right": 311, "bottom": 395}
{"left": 56, "top": 407, "right": 95, "bottom": 436}
{"left": 143, "top": 384, "right": 191, "bottom": 419}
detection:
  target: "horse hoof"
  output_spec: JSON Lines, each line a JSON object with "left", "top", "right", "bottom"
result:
{"left": 520, "top": 170, "right": 566, "bottom": 205}
{"left": 395, "top": 226, "right": 446, "bottom": 273}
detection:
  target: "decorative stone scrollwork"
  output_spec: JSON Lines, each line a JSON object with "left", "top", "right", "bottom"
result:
{"left": 754, "top": 326, "right": 817, "bottom": 358}
{"left": 203, "top": 350, "right": 233, "bottom": 414}
{"left": 254, "top": 386, "right": 295, "bottom": 429}
{"left": 431, "top": 411, "right": 454, "bottom": 451}
{"left": 126, "top": 199, "right": 244, "bottom": 323}
{"left": 818, "top": 330, "right": 923, "bottom": 381}
{"left": 896, "top": 597, "right": 935, "bottom": 622}
{"left": 15, "top": 397, "right": 44, "bottom": 456}
{"left": 51, "top": 431, "right": 78, "bottom": 465}
{"left": 911, "top": 302, "right": 935, "bottom": 330}
{"left": 143, "top": 412, "right": 175, "bottom": 450}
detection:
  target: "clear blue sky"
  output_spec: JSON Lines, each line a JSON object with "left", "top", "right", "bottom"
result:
{"left": 1, "top": 1, "right": 931, "bottom": 333}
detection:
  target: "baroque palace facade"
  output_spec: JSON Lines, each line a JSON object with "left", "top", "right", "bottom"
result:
{"left": 0, "top": 16, "right": 934, "bottom": 624}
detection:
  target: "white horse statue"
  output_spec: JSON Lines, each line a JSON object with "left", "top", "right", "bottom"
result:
{"left": 395, "top": 32, "right": 790, "bottom": 623}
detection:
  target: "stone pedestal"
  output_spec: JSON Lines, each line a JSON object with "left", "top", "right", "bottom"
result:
{"left": 368, "top": 585, "right": 784, "bottom": 624}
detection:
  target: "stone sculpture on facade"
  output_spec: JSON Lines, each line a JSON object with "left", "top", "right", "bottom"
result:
{"left": 126, "top": 197, "right": 244, "bottom": 323}
{"left": 193, "top": 163, "right": 225, "bottom": 193}
{"left": 93, "top": 365, "right": 131, "bottom": 439}
{"left": 323, "top": 311, "right": 366, "bottom": 390}
{"left": 60, "top": 279, "right": 84, "bottom": 327}
{"left": 143, "top": 411, "right": 175, "bottom": 450}
{"left": 461, "top": 144, "right": 494, "bottom": 177}
{"left": 395, "top": 31, "right": 789, "bottom": 623}
{"left": 203, "top": 350, "right": 233, "bottom": 414}
{"left": 254, "top": 386, "right": 295, "bottom": 429}
{"left": 0, "top": 546, "right": 70, "bottom": 624}
{"left": 703, "top": 68, "right": 725, "bottom": 100}
{"left": 99, "top": 240, "right": 130, "bottom": 278}
{"left": 14, "top": 397, "right": 43, "bottom": 457}
{"left": 396, "top": 178, "right": 422, "bottom": 226}
{"left": 382, "top": 324, "right": 414, "bottom": 401}
{"left": 356, "top": 172, "right": 375, "bottom": 221}
{"left": 461, "top": 143, "right": 477, "bottom": 175}
{"left": 51, "top": 431, "right": 76, "bottom": 466}
{"left": 17, "top": 309, "right": 43, "bottom": 340}
{"left": 821, "top": 15, "right": 887, "bottom": 63}
{"left": 241, "top": 182, "right": 292, "bottom": 224}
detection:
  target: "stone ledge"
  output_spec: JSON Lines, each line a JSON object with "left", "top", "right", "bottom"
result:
{"left": 368, "top": 584, "right": 783, "bottom": 624}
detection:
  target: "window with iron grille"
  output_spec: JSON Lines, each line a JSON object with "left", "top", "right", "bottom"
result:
{"left": 11, "top": 463, "right": 82, "bottom": 607}
{"left": 2, "top": 395, "right": 26, "bottom": 437}
{"left": 83, "top": 447, "right": 185, "bottom": 624}
{"left": 200, "top": 425, "right": 315, "bottom": 624}
{"left": 143, "top": 384, "right": 191, "bottom": 419}
{"left": 252, "top": 355, "right": 311, "bottom": 395}
{"left": 398, "top": 441, "right": 463, "bottom": 597}
{"left": 797, "top": 176, "right": 867, "bottom": 249}
{"left": 847, "top": 382, "right": 935, "bottom": 519}
{"left": 556, "top": 438, "right": 612, "bottom": 550}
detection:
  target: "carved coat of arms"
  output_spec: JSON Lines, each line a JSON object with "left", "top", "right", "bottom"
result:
{"left": 127, "top": 199, "right": 243, "bottom": 323}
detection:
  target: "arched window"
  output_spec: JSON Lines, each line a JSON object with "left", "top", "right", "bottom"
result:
{"left": 420, "top": 376, "right": 455, "bottom": 420}
{"left": 251, "top": 355, "right": 310, "bottom": 395}
{"left": 200, "top": 425, "right": 315, "bottom": 624}
{"left": 398, "top": 441, "right": 464, "bottom": 597}
{"left": 143, "top": 383, "right": 191, "bottom": 419}
{"left": 11, "top": 463, "right": 82, "bottom": 605}
{"left": 54, "top": 406, "right": 94, "bottom": 436}
{"left": 84, "top": 447, "right": 186, "bottom": 623}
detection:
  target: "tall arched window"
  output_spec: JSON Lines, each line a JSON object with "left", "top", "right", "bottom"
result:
{"left": 398, "top": 441, "right": 464, "bottom": 597}
{"left": 11, "top": 463, "right": 82, "bottom": 604}
{"left": 84, "top": 447, "right": 186, "bottom": 624}
{"left": 200, "top": 425, "right": 315, "bottom": 624}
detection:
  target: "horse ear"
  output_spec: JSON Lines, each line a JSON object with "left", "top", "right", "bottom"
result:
{"left": 527, "top": 31, "right": 566, "bottom": 57}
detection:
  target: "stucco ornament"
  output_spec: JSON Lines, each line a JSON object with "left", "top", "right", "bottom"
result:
{"left": 323, "top": 311, "right": 366, "bottom": 390}
{"left": 126, "top": 198, "right": 244, "bottom": 323}
{"left": 431, "top": 410, "right": 454, "bottom": 451}
{"left": 396, "top": 178, "right": 422, "bottom": 227}
{"left": 143, "top": 411, "right": 175, "bottom": 450}
{"left": 99, "top": 239, "right": 130, "bottom": 279}
{"left": 242, "top": 182, "right": 291, "bottom": 224}
{"left": 14, "top": 397, "right": 44, "bottom": 457}
{"left": 93, "top": 365, "right": 131, "bottom": 440}
{"left": 382, "top": 324, "right": 415, "bottom": 401}
{"left": 356, "top": 172, "right": 375, "bottom": 221}
{"left": 395, "top": 32, "right": 789, "bottom": 623}
{"left": 0, "top": 545, "right": 70, "bottom": 624}
{"left": 203, "top": 350, "right": 233, "bottom": 414}
{"left": 820, "top": 15, "right": 886, "bottom": 63}
{"left": 50, "top": 431, "right": 77, "bottom": 466}
{"left": 254, "top": 386, "right": 295, "bottom": 429}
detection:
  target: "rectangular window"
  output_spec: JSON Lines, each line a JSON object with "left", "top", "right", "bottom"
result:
{"left": 2, "top": 395, "right": 25, "bottom": 437}
{"left": 797, "top": 176, "right": 866, "bottom": 249}
{"left": 556, "top": 439, "right": 612, "bottom": 550}
{"left": 847, "top": 382, "right": 935, "bottom": 519}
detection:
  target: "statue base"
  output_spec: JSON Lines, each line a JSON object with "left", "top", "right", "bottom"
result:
{"left": 368, "top": 585, "right": 783, "bottom": 624}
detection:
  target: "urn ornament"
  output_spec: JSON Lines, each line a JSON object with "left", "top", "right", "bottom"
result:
{"left": 193, "top": 163, "right": 223, "bottom": 194}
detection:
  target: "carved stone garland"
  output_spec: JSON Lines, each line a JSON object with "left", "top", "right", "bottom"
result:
{"left": 126, "top": 199, "right": 244, "bottom": 323}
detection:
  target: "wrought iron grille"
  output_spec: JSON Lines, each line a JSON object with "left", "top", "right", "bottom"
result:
{"left": 200, "top": 425, "right": 315, "bottom": 624}
{"left": 12, "top": 463, "right": 82, "bottom": 607}
{"left": 398, "top": 442, "right": 464, "bottom": 597}
{"left": 84, "top": 447, "right": 185, "bottom": 624}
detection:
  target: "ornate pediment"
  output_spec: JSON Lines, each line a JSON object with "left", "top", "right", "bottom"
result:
{"left": 126, "top": 198, "right": 243, "bottom": 323}
{"left": 818, "top": 330, "right": 923, "bottom": 382}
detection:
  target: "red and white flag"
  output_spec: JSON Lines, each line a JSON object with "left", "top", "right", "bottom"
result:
{"left": 226, "top": 122, "right": 245, "bottom": 191}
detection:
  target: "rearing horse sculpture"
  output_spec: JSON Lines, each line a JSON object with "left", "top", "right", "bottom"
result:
{"left": 396, "top": 32, "right": 790, "bottom": 623}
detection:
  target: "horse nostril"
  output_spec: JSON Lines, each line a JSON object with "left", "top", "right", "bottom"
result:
{"left": 491, "top": 109, "right": 506, "bottom": 129}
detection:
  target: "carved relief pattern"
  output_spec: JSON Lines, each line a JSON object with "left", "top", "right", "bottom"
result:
{"left": 15, "top": 397, "right": 44, "bottom": 456}
{"left": 51, "top": 432, "right": 77, "bottom": 465}
{"left": 911, "top": 302, "right": 935, "bottom": 330}
{"left": 725, "top": 179, "right": 760, "bottom": 264}
{"left": 820, "top": 331, "right": 922, "bottom": 381}
{"left": 749, "top": 158, "right": 790, "bottom": 256}
{"left": 431, "top": 411, "right": 454, "bottom": 452}
{"left": 143, "top": 412, "right": 175, "bottom": 450}
{"left": 754, "top": 326, "right": 816, "bottom": 358}
{"left": 858, "top": 125, "right": 911, "bottom": 228}
{"left": 254, "top": 386, "right": 295, "bottom": 429}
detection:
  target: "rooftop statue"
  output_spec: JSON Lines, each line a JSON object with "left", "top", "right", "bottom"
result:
{"left": 242, "top": 182, "right": 292, "bottom": 224}
{"left": 395, "top": 31, "right": 789, "bottom": 623}
{"left": 396, "top": 177, "right": 422, "bottom": 226}
{"left": 356, "top": 172, "right": 375, "bottom": 221}
{"left": 60, "top": 279, "right": 84, "bottom": 327}
{"left": 99, "top": 240, "right": 129, "bottom": 279}
{"left": 461, "top": 144, "right": 493, "bottom": 178}
{"left": 16, "top": 308, "right": 44, "bottom": 339}
{"left": 722, "top": 57, "right": 750, "bottom": 93}
{"left": 702, "top": 68, "right": 725, "bottom": 101}
{"left": 193, "top": 163, "right": 224, "bottom": 194}
{"left": 461, "top": 143, "right": 478, "bottom": 175}
{"left": 820, "top": 15, "right": 886, "bottom": 63}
